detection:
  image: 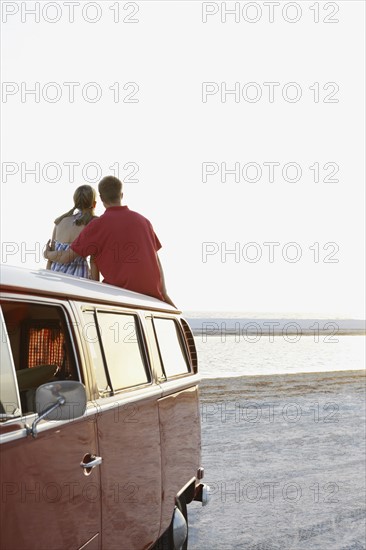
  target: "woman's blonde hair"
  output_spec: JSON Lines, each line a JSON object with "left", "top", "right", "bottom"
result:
{"left": 54, "top": 185, "right": 97, "bottom": 226}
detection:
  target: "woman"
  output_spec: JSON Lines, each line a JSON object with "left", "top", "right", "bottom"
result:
{"left": 46, "top": 185, "right": 99, "bottom": 280}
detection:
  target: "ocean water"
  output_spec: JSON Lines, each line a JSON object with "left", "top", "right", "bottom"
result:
{"left": 194, "top": 334, "right": 366, "bottom": 378}
{"left": 185, "top": 314, "right": 366, "bottom": 378}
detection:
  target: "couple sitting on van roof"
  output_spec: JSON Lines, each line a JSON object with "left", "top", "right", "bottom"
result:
{"left": 44, "top": 176, "right": 176, "bottom": 307}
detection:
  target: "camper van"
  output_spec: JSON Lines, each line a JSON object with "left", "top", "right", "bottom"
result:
{"left": 0, "top": 265, "right": 208, "bottom": 550}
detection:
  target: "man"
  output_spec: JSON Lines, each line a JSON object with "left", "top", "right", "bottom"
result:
{"left": 44, "top": 176, "right": 175, "bottom": 307}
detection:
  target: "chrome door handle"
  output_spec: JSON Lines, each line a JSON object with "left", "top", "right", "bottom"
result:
{"left": 80, "top": 456, "right": 103, "bottom": 469}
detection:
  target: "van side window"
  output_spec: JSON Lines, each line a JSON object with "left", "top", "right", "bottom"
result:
{"left": 82, "top": 310, "right": 110, "bottom": 395}
{"left": 96, "top": 311, "right": 150, "bottom": 391}
{"left": 0, "top": 309, "right": 21, "bottom": 421}
{"left": 181, "top": 319, "right": 198, "bottom": 373}
{"left": 1, "top": 301, "right": 78, "bottom": 415}
{"left": 153, "top": 318, "right": 190, "bottom": 378}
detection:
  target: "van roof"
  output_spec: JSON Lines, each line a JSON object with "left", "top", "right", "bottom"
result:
{"left": 0, "top": 265, "right": 178, "bottom": 313}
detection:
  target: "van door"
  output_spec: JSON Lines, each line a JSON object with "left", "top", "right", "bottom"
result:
{"left": 147, "top": 315, "right": 202, "bottom": 536}
{"left": 0, "top": 301, "right": 102, "bottom": 550}
{"left": 78, "top": 307, "right": 162, "bottom": 550}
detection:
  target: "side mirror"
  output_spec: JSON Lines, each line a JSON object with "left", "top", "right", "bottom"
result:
{"left": 27, "top": 381, "right": 87, "bottom": 438}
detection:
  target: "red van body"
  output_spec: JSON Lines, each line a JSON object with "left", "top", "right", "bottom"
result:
{"left": 0, "top": 266, "right": 208, "bottom": 550}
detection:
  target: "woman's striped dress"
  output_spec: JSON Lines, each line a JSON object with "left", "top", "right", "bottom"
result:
{"left": 50, "top": 241, "right": 90, "bottom": 278}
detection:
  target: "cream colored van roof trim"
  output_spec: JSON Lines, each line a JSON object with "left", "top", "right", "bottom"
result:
{"left": 0, "top": 265, "right": 179, "bottom": 313}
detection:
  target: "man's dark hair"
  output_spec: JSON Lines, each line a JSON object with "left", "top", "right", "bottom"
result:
{"left": 98, "top": 176, "right": 123, "bottom": 203}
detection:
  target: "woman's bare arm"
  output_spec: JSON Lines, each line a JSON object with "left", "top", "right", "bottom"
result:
{"left": 44, "top": 240, "right": 79, "bottom": 264}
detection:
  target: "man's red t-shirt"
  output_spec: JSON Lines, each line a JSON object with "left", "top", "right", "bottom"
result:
{"left": 71, "top": 206, "right": 164, "bottom": 300}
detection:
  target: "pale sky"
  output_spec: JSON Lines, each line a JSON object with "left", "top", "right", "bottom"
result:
{"left": 1, "top": 1, "right": 365, "bottom": 317}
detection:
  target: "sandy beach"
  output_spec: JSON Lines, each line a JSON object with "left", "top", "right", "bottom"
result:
{"left": 188, "top": 370, "right": 366, "bottom": 550}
